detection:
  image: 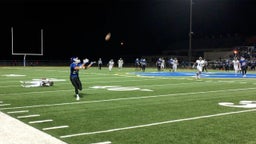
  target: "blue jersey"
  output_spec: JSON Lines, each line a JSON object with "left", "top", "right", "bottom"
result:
{"left": 240, "top": 59, "right": 247, "bottom": 67}
{"left": 70, "top": 63, "right": 82, "bottom": 78}
{"left": 156, "top": 59, "right": 162, "bottom": 66}
{"left": 135, "top": 59, "right": 140, "bottom": 66}
{"left": 168, "top": 59, "right": 173, "bottom": 65}
{"left": 140, "top": 59, "right": 147, "bottom": 66}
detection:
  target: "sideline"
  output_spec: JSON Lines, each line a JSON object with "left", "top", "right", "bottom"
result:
{"left": 0, "top": 112, "right": 67, "bottom": 144}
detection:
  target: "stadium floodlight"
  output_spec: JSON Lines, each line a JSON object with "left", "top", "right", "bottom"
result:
{"left": 11, "top": 27, "right": 44, "bottom": 66}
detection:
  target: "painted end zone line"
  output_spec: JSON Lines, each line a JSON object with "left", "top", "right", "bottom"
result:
{"left": 60, "top": 108, "right": 256, "bottom": 138}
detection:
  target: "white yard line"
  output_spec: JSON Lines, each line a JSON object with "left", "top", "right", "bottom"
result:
{"left": 0, "top": 79, "right": 250, "bottom": 95}
{"left": 1, "top": 87, "right": 256, "bottom": 111}
{"left": 17, "top": 114, "right": 40, "bottom": 119}
{"left": 7, "top": 110, "right": 29, "bottom": 114}
{"left": 60, "top": 108, "right": 256, "bottom": 138}
{"left": 0, "top": 89, "right": 73, "bottom": 96}
{"left": 0, "top": 104, "right": 11, "bottom": 106}
{"left": 91, "top": 141, "right": 112, "bottom": 144}
{"left": 43, "top": 125, "right": 69, "bottom": 131}
{"left": 29, "top": 119, "right": 53, "bottom": 124}
{"left": 0, "top": 112, "right": 67, "bottom": 144}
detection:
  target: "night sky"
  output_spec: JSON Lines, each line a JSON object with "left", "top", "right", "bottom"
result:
{"left": 0, "top": 0, "right": 256, "bottom": 61}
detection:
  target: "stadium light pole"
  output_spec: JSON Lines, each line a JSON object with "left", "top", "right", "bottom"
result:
{"left": 188, "top": 0, "right": 193, "bottom": 67}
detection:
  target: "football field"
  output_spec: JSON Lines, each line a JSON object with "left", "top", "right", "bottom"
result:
{"left": 1, "top": 66, "right": 256, "bottom": 144}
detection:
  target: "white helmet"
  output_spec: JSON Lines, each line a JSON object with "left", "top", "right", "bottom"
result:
{"left": 71, "top": 57, "right": 81, "bottom": 64}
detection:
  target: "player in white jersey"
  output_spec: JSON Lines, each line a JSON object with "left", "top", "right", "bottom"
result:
{"left": 161, "top": 58, "right": 165, "bottom": 70}
{"left": 232, "top": 57, "right": 241, "bottom": 75}
{"left": 118, "top": 58, "right": 124, "bottom": 70}
{"left": 108, "top": 59, "right": 115, "bottom": 71}
{"left": 172, "top": 58, "right": 178, "bottom": 72}
{"left": 193, "top": 57, "right": 205, "bottom": 79}
{"left": 21, "top": 78, "right": 54, "bottom": 88}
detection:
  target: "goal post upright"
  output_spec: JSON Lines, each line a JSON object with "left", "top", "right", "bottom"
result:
{"left": 11, "top": 27, "right": 44, "bottom": 66}
{"left": 41, "top": 29, "right": 43, "bottom": 55}
{"left": 11, "top": 27, "right": 13, "bottom": 55}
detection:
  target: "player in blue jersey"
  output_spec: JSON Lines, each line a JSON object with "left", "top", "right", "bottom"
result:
{"left": 70, "top": 57, "right": 94, "bottom": 100}
{"left": 167, "top": 58, "right": 173, "bottom": 71}
{"left": 140, "top": 58, "right": 147, "bottom": 72}
{"left": 156, "top": 58, "right": 162, "bottom": 71}
{"left": 239, "top": 56, "right": 248, "bottom": 77}
{"left": 135, "top": 58, "right": 141, "bottom": 71}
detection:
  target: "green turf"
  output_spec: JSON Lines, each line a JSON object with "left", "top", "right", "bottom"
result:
{"left": 1, "top": 66, "right": 256, "bottom": 144}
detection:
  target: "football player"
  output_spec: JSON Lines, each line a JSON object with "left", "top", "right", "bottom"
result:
{"left": 20, "top": 78, "right": 54, "bottom": 88}
{"left": 239, "top": 56, "right": 248, "bottom": 77}
{"left": 140, "top": 58, "right": 147, "bottom": 72}
{"left": 70, "top": 57, "right": 94, "bottom": 100}
{"left": 172, "top": 58, "right": 178, "bottom": 72}
{"left": 156, "top": 58, "right": 162, "bottom": 71}
{"left": 118, "top": 58, "right": 124, "bottom": 70}
{"left": 193, "top": 57, "right": 205, "bottom": 79}
{"left": 135, "top": 58, "right": 140, "bottom": 71}
{"left": 232, "top": 57, "right": 241, "bottom": 76}
{"left": 108, "top": 59, "right": 114, "bottom": 71}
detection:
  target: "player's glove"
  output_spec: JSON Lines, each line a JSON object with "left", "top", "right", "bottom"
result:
{"left": 83, "top": 58, "right": 89, "bottom": 64}
{"left": 90, "top": 61, "right": 96, "bottom": 65}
